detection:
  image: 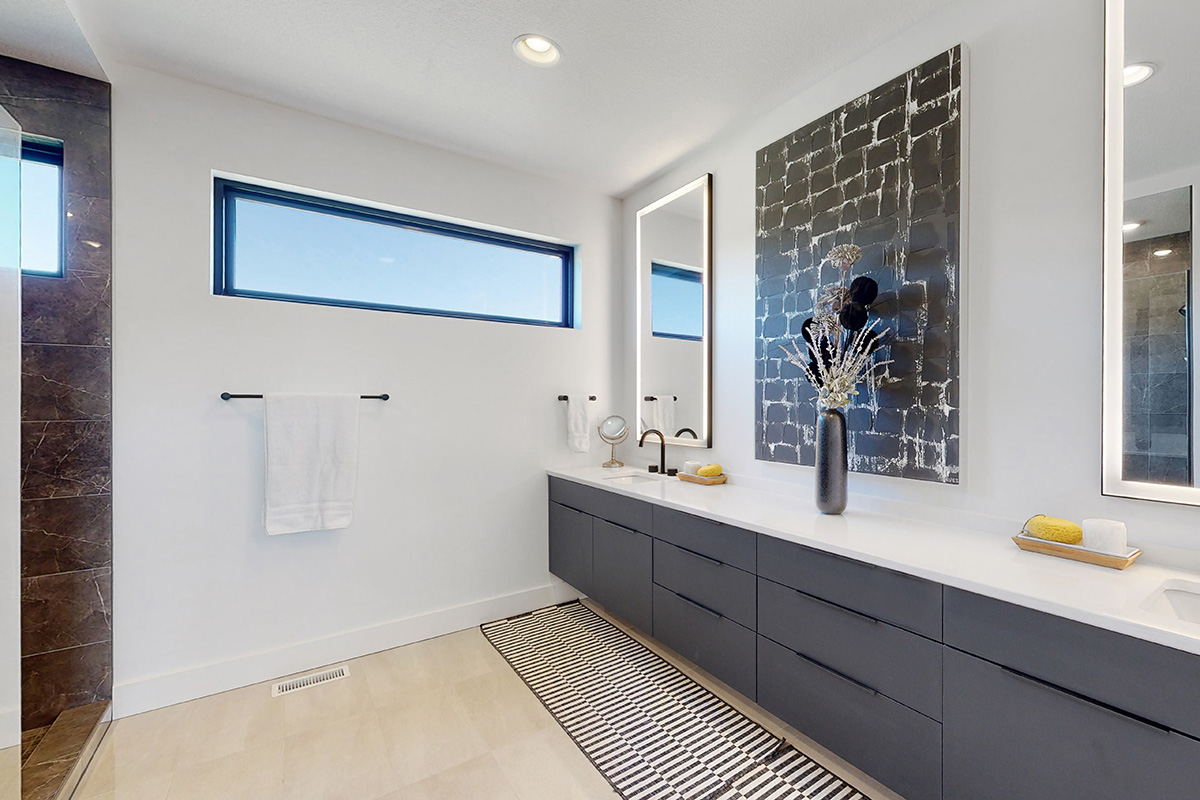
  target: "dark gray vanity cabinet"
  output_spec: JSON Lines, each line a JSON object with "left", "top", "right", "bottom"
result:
{"left": 592, "top": 519, "right": 653, "bottom": 632}
{"left": 944, "top": 646, "right": 1200, "bottom": 799}
{"left": 755, "top": 537, "right": 945, "bottom": 800}
{"left": 548, "top": 476, "right": 1200, "bottom": 800}
{"left": 548, "top": 501, "right": 593, "bottom": 596}
{"left": 943, "top": 587, "right": 1200, "bottom": 799}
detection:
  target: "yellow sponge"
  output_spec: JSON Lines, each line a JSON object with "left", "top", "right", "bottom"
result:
{"left": 1026, "top": 515, "right": 1083, "bottom": 545}
{"left": 697, "top": 464, "right": 723, "bottom": 478}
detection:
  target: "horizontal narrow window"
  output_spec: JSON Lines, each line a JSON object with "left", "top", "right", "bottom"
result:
{"left": 20, "top": 139, "right": 64, "bottom": 276}
{"left": 214, "top": 179, "right": 575, "bottom": 327}
{"left": 650, "top": 262, "right": 702, "bottom": 340}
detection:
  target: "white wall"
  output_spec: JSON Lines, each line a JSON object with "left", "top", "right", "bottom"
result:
{"left": 622, "top": 0, "right": 1200, "bottom": 568}
{"left": 110, "top": 65, "right": 620, "bottom": 716}
{"left": 639, "top": 209, "right": 704, "bottom": 435}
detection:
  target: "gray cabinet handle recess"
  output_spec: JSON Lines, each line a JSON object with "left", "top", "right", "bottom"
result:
{"left": 998, "top": 665, "right": 1171, "bottom": 735}
{"left": 676, "top": 544, "right": 723, "bottom": 567}
{"left": 792, "top": 646, "right": 880, "bottom": 697}
{"left": 672, "top": 589, "right": 723, "bottom": 620}
{"left": 788, "top": 583, "right": 880, "bottom": 626}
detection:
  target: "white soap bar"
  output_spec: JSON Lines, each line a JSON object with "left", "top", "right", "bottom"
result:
{"left": 683, "top": 461, "right": 702, "bottom": 475}
{"left": 1082, "top": 518, "right": 1127, "bottom": 555}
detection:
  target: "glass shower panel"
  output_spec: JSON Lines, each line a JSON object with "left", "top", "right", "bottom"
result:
{"left": 0, "top": 103, "right": 23, "bottom": 797}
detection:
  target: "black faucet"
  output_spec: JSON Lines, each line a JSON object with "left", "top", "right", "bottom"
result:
{"left": 639, "top": 429, "right": 670, "bottom": 474}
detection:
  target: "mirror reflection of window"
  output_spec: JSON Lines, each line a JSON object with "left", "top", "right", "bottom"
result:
{"left": 1122, "top": 187, "right": 1193, "bottom": 486}
{"left": 650, "top": 263, "right": 703, "bottom": 340}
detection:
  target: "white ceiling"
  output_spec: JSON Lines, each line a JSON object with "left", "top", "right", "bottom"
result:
{"left": 0, "top": 0, "right": 103, "bottom": 79}
{"left": 1124, "top": 186, "right": 1191, "bottom": 242}
{"left": 35, "top": 0, "right": 950, "bottom": 197}
{"left": 1125, "top": 0, "right": 1200, "bottom": 185}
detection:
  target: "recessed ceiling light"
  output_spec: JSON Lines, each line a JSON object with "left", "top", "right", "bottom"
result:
{"left": 513, "top": 34, "right": 561, "bottom": 67}
{"left": 1154, "top": 249, "right": 1173, "bottom": 257}
{"left": 1124, "top": 63, "right": 1155, "bottom": 87}
{"left": 1123, "top": 221, "right": 1142, "bottom": 232}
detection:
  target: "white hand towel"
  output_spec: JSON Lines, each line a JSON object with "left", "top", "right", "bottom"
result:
{"left": 652, "top": 396, "right": 677, "bottom": 437}
{"left": 567, "top": 395, "right": 591, "bottom": 453}
{"left": 264, "top": 393, "right": 360, "bottom": 535}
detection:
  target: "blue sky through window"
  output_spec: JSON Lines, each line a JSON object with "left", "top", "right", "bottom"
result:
{"left": 20, "top": 158, "right": 61, "bottom": 275}
{"left": 651, "top": 263, "right": 702, "bottom": 339}
{"left": 228, "top": 193, "right": 568, "bottom": 325}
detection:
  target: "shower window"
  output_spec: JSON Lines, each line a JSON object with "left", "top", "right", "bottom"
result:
{"left": 213, "top": 178, "right": 576, "bottom": 327}
{"left": 20, "top": 138, "right": 64, "bottom": 276}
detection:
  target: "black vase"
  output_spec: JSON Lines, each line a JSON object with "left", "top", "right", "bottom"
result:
{"left": 816, "top": 408, "right": 847, "bottom": 514}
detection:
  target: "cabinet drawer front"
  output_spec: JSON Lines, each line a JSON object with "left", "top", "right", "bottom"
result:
{"left": 549, "top": 502, "right": 592, "bottom": 595}
{"left": 652, "top": 506, "right": 756, "bottom": 572}
{"left": 654, "top": 540, "right": 756, "bottom": 629}
{"left": 757, "top": 535, "right": 942, "bottom": 639}
{"left": 945, "top": 588, "right": 1200, "bottom": 739}
{"left": 944, "top": 647, "right": 1200, "bottom": 800}
{"left": 652, "top": 583, "right": 756, "bottom": 700}
{"left": 549, "top": 476, "right": 652, "bottom": 534}
{"left": 758, "top": 636, "right": 942, "bottom": 800}
{"left": 593, "top": 520, "right": 653, "bottom": 633}
{"left": 758, "top": 577, "right": 942, "bottom": 719}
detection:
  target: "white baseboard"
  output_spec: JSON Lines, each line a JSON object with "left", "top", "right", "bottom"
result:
{"left": 113, "top": 581, "right": 581, "bottom": 719}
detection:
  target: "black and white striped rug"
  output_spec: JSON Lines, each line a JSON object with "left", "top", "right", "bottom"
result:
{"left": 481, "top": 601, "right": 870, "bottom": 800}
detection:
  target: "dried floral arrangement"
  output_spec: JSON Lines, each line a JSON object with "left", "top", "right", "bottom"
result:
{"left": 781, "top": 244, "right": 891, "bottom": 409}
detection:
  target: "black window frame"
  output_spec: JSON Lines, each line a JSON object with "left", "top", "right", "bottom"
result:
{"left": 20, "top": 137, "right": 66, "bottom": 278}
{"left": 213, "top": 178, "right": 576, "bottom": 328}
{"left": 650, "top": 261, "right": 703, "bottom": 341}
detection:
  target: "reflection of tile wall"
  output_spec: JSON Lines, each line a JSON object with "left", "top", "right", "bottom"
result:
{"left": 0, "top": 55, "right": 113, "bottom": 731}
{"left": 1123, "top": 232, "right": 1191, "bottom": 485}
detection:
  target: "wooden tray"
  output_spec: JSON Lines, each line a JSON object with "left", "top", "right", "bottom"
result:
{"left": 678, "top": 473, "right": 727, "bottom": 486}
{"left": 1012, "top": 533, "right": 1141, "bottom": 570}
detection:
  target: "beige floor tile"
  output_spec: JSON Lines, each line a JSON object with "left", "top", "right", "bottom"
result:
{"left": 174, "top": 682, "right": 285, "bottom": 767}
{"left": 401, "top": 753, "right": 519, "bottom": 800}
{"left": 425, "top": 628, "right": 510, "bottom": 682}
{"left": 280, "top": 666, "right": 375, "bottom": 737}
{"left": 452, "top": 669, "right": 554, "bottom": 749}
{"left": 165, "top": 741, "right": 284, "bottom": 800}
{"left": 75, "top": 766, "right": 173, "bottom": 800}
{"left": 282, "top": 710, "right": 398, "bottom": 800}
{"left": 83, "top": 703, "right": 192, "bottom": 792}
{"left": 491, "top": 727, "right": 617, "bottom": 800}
{"left": 0, "top": 745, "right": 20, "bottom": 800}
{"left": 376, "top": 685, "right": 491, "bottom": 786}
{"left": 357, "top": 638, "right": 448, "bottom": 707}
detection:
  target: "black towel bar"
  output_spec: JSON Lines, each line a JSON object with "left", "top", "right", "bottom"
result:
{"left": 557, "top": 395, "right": 597, "bottom": 401}
{"left": 643, "top": 395, "right": 678, "bottom": 401}
{"left": 220, "top": 393, "right": 389, "bottom": 401}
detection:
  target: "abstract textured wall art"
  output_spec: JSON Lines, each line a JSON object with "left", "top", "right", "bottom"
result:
{"left": 754, "top": 46, "right": 962, "bottom": 483}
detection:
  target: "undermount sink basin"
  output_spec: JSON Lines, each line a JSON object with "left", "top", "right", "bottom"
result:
{"left": 602, "top": 472, "right": 665, "bottom": 485}
{"left": 1141, "top": 579, "right": 1200, "bottom": 624}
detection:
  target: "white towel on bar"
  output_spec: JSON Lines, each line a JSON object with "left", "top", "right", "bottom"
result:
{"left": 567, "top": 395, "right": 591, "bottom": 453}
{"left": 264, "top": 393, "right": 360, "bottom": 535}
{"left": 652, "top": 396, "right": 676, "bottom": 437}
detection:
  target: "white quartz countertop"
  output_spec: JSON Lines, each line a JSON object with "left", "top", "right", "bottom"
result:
{"left": 547, "top": 466, "right": 1200, "bottom": 657}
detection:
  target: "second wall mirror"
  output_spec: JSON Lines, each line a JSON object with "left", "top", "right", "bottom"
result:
{"left": 636, "top": 174, "right": 713, "bottom": 448}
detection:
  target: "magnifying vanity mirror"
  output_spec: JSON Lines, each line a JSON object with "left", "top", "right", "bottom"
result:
{"left": 599, "top": 415, "right": 628, "bottom": 468}
{"left": 1103, "top": 0, "right": 1200, "bottom": 504}
{"left": 635, "top": 174, "right": 713, "bottom": 448}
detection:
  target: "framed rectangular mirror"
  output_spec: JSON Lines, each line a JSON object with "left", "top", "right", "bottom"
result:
{"left": 1103, "top": 0, "right": 1200, "bottom": 504}
{"left": 636, "top": 174, "right": 713, "bottom": 448}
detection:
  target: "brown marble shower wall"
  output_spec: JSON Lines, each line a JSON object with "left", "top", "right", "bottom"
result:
{"left": 0, "top": 55, "right": 113, "bottom": 731}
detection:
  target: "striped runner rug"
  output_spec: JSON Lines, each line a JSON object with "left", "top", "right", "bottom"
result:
{"left": 481, "top": 601, "right": 870, "bottom": 800}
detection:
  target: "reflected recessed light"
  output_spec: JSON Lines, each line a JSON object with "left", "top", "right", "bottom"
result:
{"left": 82, "top": 240, "right": 102, "bottom": 248}
{"left": 1154, "top": 249, "right": 1174, "bottom": 257}
{"left": 513, "top": 34, "right": 561, "bottom": 67}
{"left": 1123, "top": 221, "right": 1142, "bottom": 232}
{"left": 1124, "top": 63, "right": 1155, "bottom": 87}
